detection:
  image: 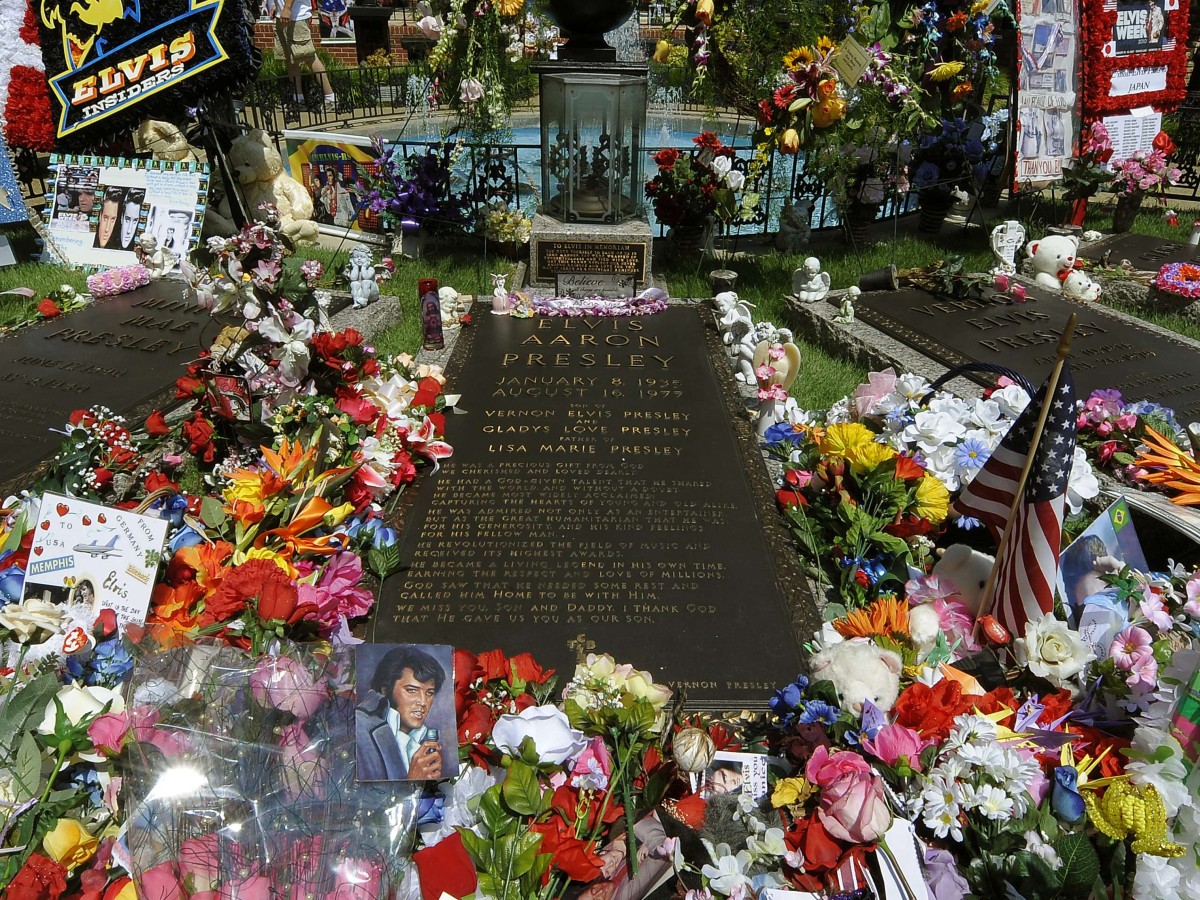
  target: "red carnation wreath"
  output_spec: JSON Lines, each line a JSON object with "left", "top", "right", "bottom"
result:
{"left": 1081, "top": 0, "right": 1189, "bottom": 113}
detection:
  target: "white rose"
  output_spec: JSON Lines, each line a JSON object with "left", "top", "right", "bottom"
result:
{"left": 725, "top": 170, "right": 745, "bottom": 191}
{"left": 624, "top": 669, "right": 672, "bottom": 712}
{"left": 38, "top": 683, "right": 127, "bottom": 736}
{"left": 1066, "top": 447, "right": 1100, "bottom": 515}
{"left": 492, "top": 705, "right": 586, "bottom": 766}
{"left": 1013, "top": 615, "right": 1095, "bottom": 686}
{"left": 992, "top": 384, "right": 1031, "bottom": 419}
{"left": 0, "top": 598, "right": 66, "bottom": 644}
{"left": 710, "top": 156, "right": 732, "bottom": 178}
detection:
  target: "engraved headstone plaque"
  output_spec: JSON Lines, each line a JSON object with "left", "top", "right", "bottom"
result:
{"left": 374, "top": 306, "right": 810, "bottom": 707}
{"left": 1079, "top": 233, "right": 1195, "bottom": 270}
{"left": 0, "top": 281, "right": 212, "bottom": 493}
{"left": 850, "top": 286, "right": 1200, "bottom": 421}
{"left": 534, "top": 239, "right": 647, "bottom": 284}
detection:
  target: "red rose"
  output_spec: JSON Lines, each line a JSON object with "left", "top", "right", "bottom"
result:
{"left": 335, "top": 388, "right": 379, "bottom": 426}
{"left": 411, "top": 377, "right": 444, "bottom": 411}
{"left": 69, "top": 409, "right": 96, "bottom": 428}
{"left": 93, "top": 608, "right": 118, "bottom": 638}
{"left": 1038, "top": 689, "right": 1074, "bottom": 727}
{"left": 1153, "top": 131, "right": 1176, "bottom": 157}
{"left": 457, "top": 702, "right": 495, "bottom": 745}
{"left": 974, "top": 686, "right": 1018, "bottom": 717}
{"left": 181, "top": 413, "right": 216, "bottom": 462}
{"left": 784, "top": 816, "right": 845, "bottom": 874}
{"left": 92, "top": 467, "right": 114, "bottom": 490}
{"left": 145, "top": 410, "right": 171, "bottom": 437}
{"left": 38, "top": 299, "right": 62, "bottom": 318}
{"left": 893, "top": 680, "right": 970, "bottom": 741}
{"left": 454, "top": 648, "right": 478, "bottom": 695}
{"left": 144, "top": 472, "right": 179, "bottom": 494}
{"left": 7, "top": 853, "right": 67, "bottom": 900}
{"left": 652, "top": 147, "right": 681, "bottom": 170}
{"left": 776, "top": 488, "right": 807, "bottom": 509}
{"left": 476, "top": 649, "right": 510, "bottom": 682}
{"left": 509, "top": 652, "right": 552, "bottom": 684}
{"left": 529, "top": 819, "right": 603, "bottom": 884}
{"left": 175, "top": 375, "right": 204, "bottom": 399}
{"left": 388, "top": 450, "right": 417, "bottom": 487}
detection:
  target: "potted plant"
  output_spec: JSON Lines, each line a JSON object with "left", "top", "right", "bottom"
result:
{"left": 354, "top": 137, "right": 471, "bottom": 257}
{"left": 910, "top": 117, "right": 988, "bottom": 233}
{"left": 1060, "top": 122, "right": 1115, "bottom": 226}
{"left": 478, "top": 202, "right": 532, "bottom": 258}
{"left": 1108, "top": 132, "right": 1181, "bottom": 233}
{"left": 644, "top": 132, "right": 756, "bottom": 257}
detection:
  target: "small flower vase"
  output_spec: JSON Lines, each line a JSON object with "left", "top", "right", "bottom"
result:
{"left": 1112, "top": 191, "right": 1144, "bottom": 233}
{"left": 756, "top": 398, "right": 786, "bottom": 440}
{"left": 917, "top": 190, "right": 954, "bottom": 234}
{"left": 390, "top": 218, "right": 425, "bottom": 259}
{"left": 672, "top": 222, "right": 707, "bottom": 259}
{"left": 1067, "top": 197, "right": 1089, "bottom": 227}
{"left": 843, "top": 201, "right": 881, "bottom": 246}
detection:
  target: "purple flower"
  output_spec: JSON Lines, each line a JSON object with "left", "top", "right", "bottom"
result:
{"left": 924, "top": 847, "right": 969, "bottom": 900}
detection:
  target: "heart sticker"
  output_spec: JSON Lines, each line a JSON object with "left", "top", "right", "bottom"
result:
{"left": 98, "top": 514, "right": 107, "bottom": 524}
{"left": 55, "top": 503, "right": 69, "bottom": 517}
{"left": 40, "top": 520, "right": 50, "bottom": 530}
{"left": 82, "top": 516, "right": 92, "bottom": 526}
{"left": 62, "top": 627, "right": 89, "bottom": 654}
{"left": 33, "top": 547, "right": 43, "bottom": 556}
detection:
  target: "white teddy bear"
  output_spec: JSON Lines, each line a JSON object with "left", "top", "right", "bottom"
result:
{"left": 1026, "top": 234, "right": 1079, "bottom": 290}
{"left": 221, "top": 129, "right": 318, "bottom": 244}
{"left": 1062, "top": 268, "right": 1102, "bottom": 302}
{"left": 809, "top": 640, "right": 904, "bottom": 716}
{"left": 932, "top": 544, "right": 996, "bottom": 618}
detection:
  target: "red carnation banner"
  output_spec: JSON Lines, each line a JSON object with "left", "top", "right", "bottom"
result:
{"left": 1081, "top": 0, "right": 1190, "bottom": 113}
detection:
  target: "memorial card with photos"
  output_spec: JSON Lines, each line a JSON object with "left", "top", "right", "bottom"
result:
{"left": 698, "top": 751, "right": 787, "bottom": 802}
{"left": 21, "top": 492, "right": 169, "bottom": 627}
{"left": 46, "top": 154, "right": 208, "bottom": 271}
{"left": 354, "top": 643, "right": 460, "bottom": 782}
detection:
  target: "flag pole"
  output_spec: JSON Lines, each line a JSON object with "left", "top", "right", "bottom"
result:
{"left": 972, "top": 313, "right": 1078, "bottom": 641}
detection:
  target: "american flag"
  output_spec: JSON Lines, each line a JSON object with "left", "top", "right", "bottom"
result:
{"left": 957, "top": 369, "right": 1077, "bottom": 636}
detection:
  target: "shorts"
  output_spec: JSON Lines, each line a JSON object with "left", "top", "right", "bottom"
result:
{"left": 275, "top": 18, "right": 317, "bottom": 66}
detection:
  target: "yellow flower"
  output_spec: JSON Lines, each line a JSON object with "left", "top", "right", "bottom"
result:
{"left": 913, "top": 475, "right": 950, "bottom": 523}
{"left": 818, "top": 423, "right": 876, "bottom": 457}
{"left": 772, "top": 777, "right": 816, "bottom": 808}
{"left": 929, "top": 61, "right": 966, "bottom": 82}
{"left": 779, "top": 128, "right": 801, "bottom": 154}
{"left": 322, "top": 501, "right": 355, "bottom": 529}
{"left": 496, "top": 0, "right": 524, "bottom": 14}
{"left": 695, "top": 0, "right": 714, "bottom": 25}
{"left": 236, "top": 546, "right": 298, "bottom": 577}
{"left": 816, "top": 36, "right": 837, "bottom": 55}
{"left": 844, "top": 440, "right": 897, "bottom": 474}
{"left": 969, "top": 0, "right": 989, "bottom": 13}
{"left": 783, "top": 47, "right": 814, "bottom": 70}
{"left": 653, "top": 40, "right": 673, "bottom": 63}
{"left": 43, "top": 818, "right": 98, "bottom": 870}
{"left": 811, "top": 92, "right": 846, "bottom": 128}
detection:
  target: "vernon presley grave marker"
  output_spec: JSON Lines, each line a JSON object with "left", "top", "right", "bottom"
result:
{"left": 374, "top": 307, "right": 809, "bottom": 707}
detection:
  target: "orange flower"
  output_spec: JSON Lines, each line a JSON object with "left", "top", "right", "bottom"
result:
{"left": 952, "top": 81, "right": 975, "bottom": 101}
{"left": 833, "top": 595, "right": 910, "bottom": 639}
{"left": 946, "top": 11, "right": 968, "bottom": 30}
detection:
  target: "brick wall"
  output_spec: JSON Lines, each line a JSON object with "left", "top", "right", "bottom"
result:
{"left": 252, "top": 11, "right": 415, "bottom": 68}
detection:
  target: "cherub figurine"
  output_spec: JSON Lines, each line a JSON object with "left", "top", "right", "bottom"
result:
{"left": 792, "top": 257, "right": 831, "bottom": 303}
{"left": 491, "top": 272, "right": 510, "bottom": 314}
{"left": 775, "top": 199, "right": 813, "bottom": 253}
{"left": 136, "top": 234, "right": 178, "bottom": 279}
{"left": 833, "top": 286, "right": 859, "bottom": 324}
{"left": 346, "top": 245, "right": 380, "bottom": 309}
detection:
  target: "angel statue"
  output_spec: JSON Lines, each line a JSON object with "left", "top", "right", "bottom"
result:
{"left": 792, "top": 257, "right": 831, "bottom": 303}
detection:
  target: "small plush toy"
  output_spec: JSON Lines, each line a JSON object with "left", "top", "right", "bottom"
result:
{"left": 1026, "top": 233, "right": 1080, "bottom": 290}
{"left": 1061, "top": 268, "right": 1102, "bottom": 302}
{"left": 809, "top": 640, "right": 903, "bottom": 715}
{"left": 932, "top": 544, "right": 996, "bottom": 617}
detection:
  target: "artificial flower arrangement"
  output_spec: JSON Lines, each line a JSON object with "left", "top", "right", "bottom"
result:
{"left": 478, "top": 201, "right": 532, "bottom": 245}
{"left": 1075, "top": 387, "right": 1183, "bottom": 481}
{"left": 754, "top": 40, "right": 848, "bottom": 155}
{"left": 1109, "top": 132, "right": 1182, "bottom": 200}
{"left": 421, "top": 0, "right": 554, "bottom": 133}
{"left": 644, "top": 132, "right": 757, "bottom": 228}
{"left": 355, "top": 137, "right": 473, "bottom": 235}
{"left": 910, "top": 116, "right": 991, "bottom": 197}
{"left": 1061, "top": 121, "right": 1116, "bottom": 202}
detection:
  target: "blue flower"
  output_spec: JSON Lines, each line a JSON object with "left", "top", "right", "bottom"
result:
{"left": 87, "top": 638, "right": 135, "bottom": 687}
{"left": 764, "top": 422, "right": 805, "bottom": 446}
{"left": 953, "top": 438, "right": 991, "bottom": 472}
{"left": 168, "top": 525, "right": 204, "bottom": 553}
{"left": 769, "top": 674, "right": 810, "bottom": 714}
{"left": 372, "top": 526, "right": 398, "bottom": 549}
{"left": 955, "top": 515, "right": 984, "bottom": 531}
{"left": 798, "top": 700, "right": 840, "bottom": 726}
{"left": 0, "top": 564, "right": 24, "bottom": 603}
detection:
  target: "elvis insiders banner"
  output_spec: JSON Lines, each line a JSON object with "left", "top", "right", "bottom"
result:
{"left": 38, "top": 0, "right": 257, "bottom": 146}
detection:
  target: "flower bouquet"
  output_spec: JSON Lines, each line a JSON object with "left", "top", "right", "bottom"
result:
{"left": 355, "top": 137, "right": 471, "bottom": 236}
{"left": 753, "top": 40, "right": 847, "bottom": 154}
{"left": 911, "top": 117, "right": 989, "bottom": 198}
{"left": 1062, "top": 122, "right": 1116, "bottom": 204}
{"left": 1109, "top": 133, "right": 1181, "bottom": 231}
{"left": 644, "top": 132, "right": 757, "bottom": 231}
{"left": 478, "top": 202, "right": 532, "bottom": 258}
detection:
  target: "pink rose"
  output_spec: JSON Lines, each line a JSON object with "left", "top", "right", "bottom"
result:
{"left": 280, "top": 723, "right": 327, "bottom": 801}
{"left": 138, "top": 861, "right": 184, "bottom": 900}
{"left": 805, "top": 746, "right": 871, "bottom": 788}
{"left": 860, "top": 724, "right": 931, "bottom": 770}
{"left": 179, "top": 833, "right": 220, "bottom": 892}
{"left": 817, "top": 767, "right": 892, "bottom": 844}
{"left": 218, "top": 876, "right": 271, "bottom": 900}
{"left": 250, "top": 655, "right": 327, "bottom": 719}
{"left": 88, "top": 711, "right": 129, "bottom": 755}
{"left": 129, "top": 707, "right": 189, "bottom": 757}
{"left": 570, "top": 735, "right": 613, "bottom": 791}
{"left": 851, "top": 368, "right": 898, "bottom": 419}
{"left": 1115, "top": 413, "right": 1138, "bottom": 431}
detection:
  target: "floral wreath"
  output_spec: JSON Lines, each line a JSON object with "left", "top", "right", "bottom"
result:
{"left": 1081, "top": 0, "right": 1189, "bottom": 113}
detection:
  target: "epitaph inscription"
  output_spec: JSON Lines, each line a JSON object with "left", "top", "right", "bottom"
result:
{"left": 850, "top": 286, "right": 1200, "bottom": 421}
{"left": 534, "top": 239, "right": 647, "bottom": 282}
{"left": 0, "top": 281, "right": 211, "bottom": 493}
{"left": 374, "top": 307, "right": 807, "bottom": 707}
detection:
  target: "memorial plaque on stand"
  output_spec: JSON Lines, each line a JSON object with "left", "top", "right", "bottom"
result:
{"left": 1079, "top": 234, "right": 1195, "bottom": 271}
{"left": 374, "top": 306, "right": 810, "bottom": 708}
{"left": 0, "top": 281, "right": 212, "bottom": 494}
{"left": 850, "top": 286, "right": 1200, "bottom": 421}
{"left": 533, "top": 239, "right": 647, "bottom": 284}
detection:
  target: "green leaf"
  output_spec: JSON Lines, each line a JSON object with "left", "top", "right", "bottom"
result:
{"left": 494, "top": 831, "right": 543, "bottom": 878}
{"left": 200, "top": 497, "right": 227, "bottom": 530}
{"left": 502, "top": 759, "right": 544, "bottom": 817}
{"left": 477, "top": 785, "right": 514, "bottom": 837}
{"left": 367, "top": 542, "right": 403, "bottom": 579}
{"left": 12, "top": 731, "right": 42, "bottom": 802}
{"left": 788, "top": 97, "right": 812, "bottom": 113}
{"left": 1054, "top": 832, "right": 1101, "bottom": 897}
{"left": 0, "top": 672, "right": 59, "bottom": 758}
{"left": 457, "top": 827, "right": 494, "bottom": 870}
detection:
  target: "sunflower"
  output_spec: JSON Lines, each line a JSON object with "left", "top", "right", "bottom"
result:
{"left": 833, "top": 595, "right": 910, "bottom": 639}
{"left": 783, "top": 47, "right": 815, "bottom": 71}
{"left": 816, "top": 36, "right": 837, "bottom": 55}
{"left": 913, "top": 474, "right": 951, "bottom": 523}
{"left": 818, "top": 422, "right": 876, "bottom": 457}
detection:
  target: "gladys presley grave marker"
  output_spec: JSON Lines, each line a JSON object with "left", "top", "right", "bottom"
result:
{"left": 374, "top": 306, "right": 810, "bottom": 707}
{"left": 0, "top": 281, "right": 212, "bottom": 493}
{"left": 850, "top": 285, "right": 1200, "bottom": 422}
